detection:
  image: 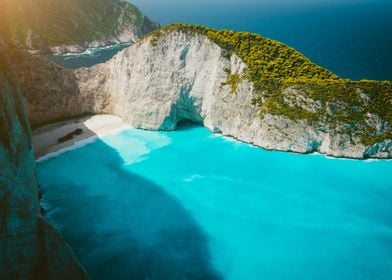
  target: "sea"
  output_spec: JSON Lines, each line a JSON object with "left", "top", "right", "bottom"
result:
{"left": 39, "top": 1, "right": 392, "bottom": 279}
{"left": 37, "top": 125, "right": 392, "bottom": 280}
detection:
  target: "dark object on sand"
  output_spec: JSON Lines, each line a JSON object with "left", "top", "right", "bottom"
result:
{"left": 58, "top": 128, "right": 84, "bottom": 143}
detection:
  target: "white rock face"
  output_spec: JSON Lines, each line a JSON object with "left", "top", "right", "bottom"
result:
{"left": 76, "top": 31, "right": 391, "bottom": 159}
{"left": 78, "top": 32, "right": 260, "bottom": 131}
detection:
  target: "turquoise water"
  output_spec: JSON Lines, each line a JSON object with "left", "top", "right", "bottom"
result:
{"left": 37, "top": 125, "right": 392, "bottom": 280}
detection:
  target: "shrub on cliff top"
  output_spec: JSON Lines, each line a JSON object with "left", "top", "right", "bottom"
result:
{"left": 147, "top": 24, "right": 392, "bottom": 146}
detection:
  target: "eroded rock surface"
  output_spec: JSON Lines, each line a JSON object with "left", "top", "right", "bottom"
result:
{"left": 76, "top": 30, "right": 392, "bottom": 159}
{"left": 1, "top": 0, "right": 159, "bottom": 55}
{"left": 8, "top": 28, "right": 391, "bottom": 160}
{"left": 0, "top": 40, "right": 87, "bottom": 279}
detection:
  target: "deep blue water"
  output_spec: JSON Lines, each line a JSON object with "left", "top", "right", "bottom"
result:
{"left": 46, "top": 44, "right": 130, "bottom": 69}
{"left": 37, "top": 125, "right": 392, "bottom": 280}
{"left": 49, "top": 1, "right": 392, "bottom": 81}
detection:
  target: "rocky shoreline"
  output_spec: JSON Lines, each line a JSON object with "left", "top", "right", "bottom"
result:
{"left": 30, "top": 35, "right": 140, "bottom": 55}
{"left": 75, "top": 29, "right": 391, "bottom": 159}
{"left": 2, "top": 0, "right": 160, "bottom": 56}
{"left": 8, "top": 27, "right": 391, "bottom": 160}
{"left": 1, "top": 23, "right": 391, "bottom": 278}
{"left": 0, "top": 39, "right": 88, "bottom": 279}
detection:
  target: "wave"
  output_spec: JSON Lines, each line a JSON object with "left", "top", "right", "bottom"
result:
{"left": 184, "top": 174, "right": 204, "bottom": 183}
{"left": 56, "top": 43, "right": 131, "bottom": 58}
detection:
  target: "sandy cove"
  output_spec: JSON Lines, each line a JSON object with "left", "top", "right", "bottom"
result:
{"left": 33, "top": 115, "right": 130, "bottom": 160}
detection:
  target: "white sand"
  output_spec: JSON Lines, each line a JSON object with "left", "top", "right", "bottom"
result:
{"left": 33, "top": 115, "right": 130, "bottom": 160}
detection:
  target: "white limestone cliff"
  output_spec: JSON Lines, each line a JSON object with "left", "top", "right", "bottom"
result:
{"left": 75, "top": 31, "right": 391, "bottom": 159}
{"left": 9, "top": 29, "right": 390, "bottom": 160}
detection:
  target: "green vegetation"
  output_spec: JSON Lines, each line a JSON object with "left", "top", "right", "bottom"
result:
{"left": 148, "top": 24, "right": 339, "bottom": 85}
{"left": 221, "top": 68, "right": 242, "bottom": 93}
{"left": 260, "top": 79, "right": 392, "bottom": 145}
{"left": 150, "top": 36, "right": 159, "bottom": 47}
{"left": 2, "top": 0, "right": 155, "bottom": 47}
{"left": 148, "top": 24, "right": 392, "bottom": 146}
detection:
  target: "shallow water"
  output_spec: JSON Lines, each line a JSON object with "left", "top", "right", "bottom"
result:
{"left": 37, "top": 125, "right": 392, "bottom": 280}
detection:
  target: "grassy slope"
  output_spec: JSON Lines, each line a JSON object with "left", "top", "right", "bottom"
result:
{"left": 149, "top": 24, "right": 392, "bottom": 146}
{"left": 3, "top": 0, "right": 145, "bottom": 46}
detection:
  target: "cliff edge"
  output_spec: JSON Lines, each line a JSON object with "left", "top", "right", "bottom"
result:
{"left": 0, "top": 0, "right": 159, "bottom": 54}
{"left": 76, "top": 24, "right": 392, "bottom": 159}
{"left": 0, "top": 40, "right": 87, "bottom": 279}
{"left": 6, "top": 24, "right": 391, "bottom": 161}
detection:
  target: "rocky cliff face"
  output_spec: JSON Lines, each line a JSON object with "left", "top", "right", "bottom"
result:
{"left": 1, "top": 23, "right": 390, "bottom": 278}
{"left": 8, "top": 25, "right": 391, "bottom": 160}
{"left": 1, "top": 0, "right": 159, "bottom": 54}
{"left": 6, "top": 44, "right": 116, "bottom": 129}
{"left": 76, "top": 28, "right": 392, "bottom": 159}
{"left": 0, "top": 41, "right": 87, "bottom": 279}
{"left": 8, "top": 46, "right": 86, "bottom": 128}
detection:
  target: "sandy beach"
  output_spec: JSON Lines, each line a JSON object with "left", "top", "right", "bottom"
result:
{"left": 33, "top": 115, "right": 130, "bottom": 160}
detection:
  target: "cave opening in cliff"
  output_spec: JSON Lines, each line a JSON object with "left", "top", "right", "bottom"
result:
{"left": 175, "top": 119, "right": 203, "bottom": 131}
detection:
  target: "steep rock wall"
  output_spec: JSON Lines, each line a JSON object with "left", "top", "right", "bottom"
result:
{"left": 8, "top": 29, "right": 391, "bottom": 160}
{"left": 0, "top": 41, "right": 87, "bottom": 279}
{"left": 1, "top": 0, "right": 159, "bottom": 55}
{"left": 76, "top": 31, "right": 391, "bottom": 159}
{"left": 8, "top": 47, "right": 85, "bottom": 128}
{"left": 7, "top": 45, "right": 115, "bottom": 129}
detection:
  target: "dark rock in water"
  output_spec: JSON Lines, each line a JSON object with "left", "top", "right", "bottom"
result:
{"left": 40, "top": 206, "right": 46, "bottom": 217}
{"left": 38, "top": 189, "right": 43, "bottom": 200}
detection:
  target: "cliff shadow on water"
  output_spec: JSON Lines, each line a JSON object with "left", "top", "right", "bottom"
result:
{"left": 38, "top": 132, "right": 222, "bottom": 280}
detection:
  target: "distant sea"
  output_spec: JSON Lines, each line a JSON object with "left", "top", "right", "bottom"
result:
{"left": 48, "top": 1, "right": 392, "bottom": 81}
{"left": 46, "top": 44, "right": 130, "bottom": 69}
